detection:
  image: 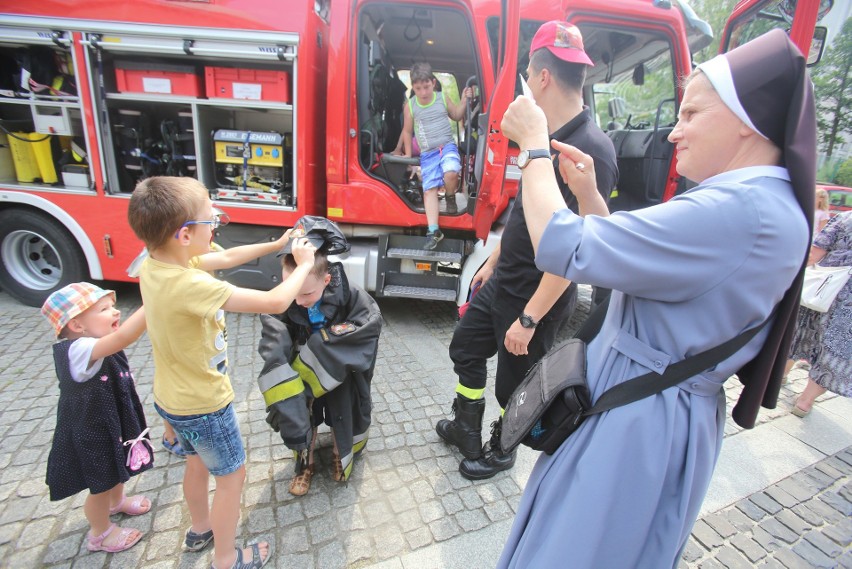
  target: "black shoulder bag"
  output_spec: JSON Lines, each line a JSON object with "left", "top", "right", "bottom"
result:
{"left": 500, "top": 299, "right": 768, "bottom": 455}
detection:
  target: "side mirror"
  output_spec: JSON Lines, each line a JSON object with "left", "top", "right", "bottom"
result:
{"left": 632, "top": 63, "right": 646, "bottom": 86}
{"left": 807, "top": 26, "right": 827, "bottom": 66}
{"left": 608, "top": 97, "right": 627, "bottom": 119}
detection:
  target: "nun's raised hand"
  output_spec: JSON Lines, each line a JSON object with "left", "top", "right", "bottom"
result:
{"left": 552, "top": 140, "right": 597, "bottom": 198}
{"left": 501, "top": 96, "right": 549, "bottom": 148}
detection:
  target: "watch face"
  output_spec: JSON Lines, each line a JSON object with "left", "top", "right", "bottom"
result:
{"left": 518, "top": 149, "right": 549, "bottom": 170}
{"left": 520, "top": 314, "right": 536, "bottom": 328}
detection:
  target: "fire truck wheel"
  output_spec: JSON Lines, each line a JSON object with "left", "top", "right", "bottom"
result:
{"left": 0, "top": 209, "right": 87, "bottom": 308}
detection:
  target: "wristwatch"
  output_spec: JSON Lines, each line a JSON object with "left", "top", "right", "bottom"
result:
{"left": 519, "top": 313, "right": 539, "bottom": 329}
{"left": 517, "top": 149, "right": 550, "bottom": 169}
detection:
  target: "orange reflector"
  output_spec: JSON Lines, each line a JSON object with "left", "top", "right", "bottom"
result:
{"left": 103, "top": 234, "right": 113, "bottom": 258}
{"left": 415, "top": 262, "right": 432, "bottom": 271}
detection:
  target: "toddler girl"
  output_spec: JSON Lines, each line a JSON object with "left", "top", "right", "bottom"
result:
{"left": 41, "top": 282, "right": 153, "bottom": 553}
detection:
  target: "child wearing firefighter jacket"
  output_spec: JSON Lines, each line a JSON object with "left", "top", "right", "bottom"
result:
{"left": 257, "top": 216, "right": 382, "bottom": 496}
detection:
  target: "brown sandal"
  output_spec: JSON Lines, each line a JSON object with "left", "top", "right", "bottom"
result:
{"left": 331, "top": 453, "right": 345, "bottom": 482}
{"left": 289, "top": 465, "right": 314, "bottom": 496}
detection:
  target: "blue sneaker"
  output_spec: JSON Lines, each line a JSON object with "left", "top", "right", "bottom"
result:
{"left": 184, "top": 527, "right": 214, "bottom": 552}
{"left": 424, "top": 229, "right": 444, "bottom": 251}
{"left": 162, "top": 436, "right": 188, "bottom": 458}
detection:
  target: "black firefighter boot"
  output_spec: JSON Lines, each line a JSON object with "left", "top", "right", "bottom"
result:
{"left": 435, "top": 394, "right": 485, "bottom": 459}
{"left": 459, "top": 416, "right": 516, "bottom": 480}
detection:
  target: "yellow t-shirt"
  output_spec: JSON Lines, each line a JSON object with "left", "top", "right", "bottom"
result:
{"left": 140, "top": 256, "right": 236, "bottom": 415}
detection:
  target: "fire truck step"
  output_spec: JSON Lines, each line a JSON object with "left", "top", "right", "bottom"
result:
{"left": 382, "top": 285, "right": 457, "bottom": 302}
{"left": 386, "top": 247, "right": 463, "bottom": 263}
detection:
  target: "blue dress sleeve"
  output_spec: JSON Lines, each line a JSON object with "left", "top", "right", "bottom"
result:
{"left": 535, "top": 183, "right": 763, "bottom": 302}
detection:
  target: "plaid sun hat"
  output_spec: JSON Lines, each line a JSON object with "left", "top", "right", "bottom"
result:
{"left": 41, "top": 282, "right": 116, "bottom": 337}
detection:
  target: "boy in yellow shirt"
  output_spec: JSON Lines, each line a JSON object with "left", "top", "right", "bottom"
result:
{"left": 127, "top": 176, "right": 315, "bottom": 569}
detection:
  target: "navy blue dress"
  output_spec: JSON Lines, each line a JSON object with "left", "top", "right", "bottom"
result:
{"left": 46, "top": 340, "right": 153, "bottom": 501}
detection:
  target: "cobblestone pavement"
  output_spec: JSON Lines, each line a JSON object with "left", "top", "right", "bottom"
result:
{"left": 682, "top": 448, "right": 852, "bottom": 569}
{"left": 0, "top": 284, "right": 848, "bottom": 569}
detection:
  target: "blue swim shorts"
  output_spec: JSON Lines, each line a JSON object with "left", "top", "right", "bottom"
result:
{"left": 419, "top": 142, "right": 461, "bottom": 191}
{"left": 155, "top": 403, "right": 246, "bottom": 476}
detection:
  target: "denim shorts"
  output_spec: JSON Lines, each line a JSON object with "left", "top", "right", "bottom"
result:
{"left": 420, "top": 142, "right": 461, "bottom": 191}
{"left": 155, "top": 403, "right": 246, "bottom": 476}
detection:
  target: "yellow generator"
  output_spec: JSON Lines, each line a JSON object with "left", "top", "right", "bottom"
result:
{"left": 213, "top": 130, "right": 291, "bottom": 204}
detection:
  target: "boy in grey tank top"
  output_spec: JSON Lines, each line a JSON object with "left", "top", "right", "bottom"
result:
{"left": 396, "top": 62, "right": 472, "bottom": 250}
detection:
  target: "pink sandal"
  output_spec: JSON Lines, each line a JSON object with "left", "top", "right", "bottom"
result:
{"left": 109, "top": 494, "right": 151, "bottom": 516}
{"left": 87, "top": 523, "right": 143, "bottom": 553}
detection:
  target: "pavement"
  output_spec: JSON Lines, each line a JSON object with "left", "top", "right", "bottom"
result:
{"left": 0, "top": 283, "right": 849, "bottom": 569}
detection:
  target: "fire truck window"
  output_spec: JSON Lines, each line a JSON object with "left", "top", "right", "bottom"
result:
{"left": 725, "top": 0, "right": 834, "bottom": 60}
{"left": 486, "top": 18, "right": 544, "bottom": 98}
{"left": 591, "top": 47, "right": 675, "bottom": 132}
{"left": 582, "top": 28, "right": 677, "bottom": 212}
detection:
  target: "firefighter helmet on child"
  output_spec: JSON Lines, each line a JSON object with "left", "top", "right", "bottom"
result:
{"left": 278, "top": 215, "right": 350, "bottom": 256}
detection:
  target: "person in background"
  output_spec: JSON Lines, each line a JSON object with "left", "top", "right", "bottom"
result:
{"left": 785, "top": 187, "right": 832, "bottom": 376}
{"left": 815, "top": 187, "right": 830, "bottom": 235}
{"left": 786, "top": 211, "right": 852, "bottom": 417}
{"left": 497, "top": 28, "right": 814, "bottom": 568}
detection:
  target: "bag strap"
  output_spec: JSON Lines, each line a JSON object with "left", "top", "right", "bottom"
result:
{"left": 574, "top": 295, "right": 610, "bottom": 343}
{"left": 583, "top": 318, "right": 769, "bottom": 417}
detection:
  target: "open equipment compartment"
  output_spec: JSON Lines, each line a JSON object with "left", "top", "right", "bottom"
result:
{"left": 84, "top": 26, "right": 297, "bottom": 206}
{"left": 0, "top": 25, "right": 90, "bottom": 189}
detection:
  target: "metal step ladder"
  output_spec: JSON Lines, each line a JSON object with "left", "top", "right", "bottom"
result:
{"left": 377, "top": 234, "right": 464, "bottom": 302}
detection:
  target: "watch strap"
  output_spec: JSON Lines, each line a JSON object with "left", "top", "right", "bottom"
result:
{"left": 525, "top": 149, "right": 550, "bottom": 160}
{"left": 519, "top": 149, "right": 551, "bottom": 169}
{"left": 520, "top": 313, "right": 538, "bottom": 328}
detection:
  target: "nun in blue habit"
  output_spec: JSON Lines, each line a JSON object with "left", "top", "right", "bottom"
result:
{"left": 496, "top": 29, "right": 816, "bottom": 568}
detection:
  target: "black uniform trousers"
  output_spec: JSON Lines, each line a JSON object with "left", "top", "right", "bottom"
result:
{"left": 449, "top": 277, "right": 564, "bottom": 408}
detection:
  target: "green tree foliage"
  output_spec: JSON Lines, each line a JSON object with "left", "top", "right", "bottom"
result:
{"left": 811, "top": 17, "right": 852, "bottom": 158}
{"left": 837, "top": 158, "right": 852, "bottom": 187}
{"left": 686, "top": 0, "right": 739, "bottom": 64}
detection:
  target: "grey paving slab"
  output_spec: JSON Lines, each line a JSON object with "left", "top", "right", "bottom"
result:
{"left": 379, "top": 300, "right": 454, "bottom": 374}
{"left": 701, "top": 390, "right": 852, "bottom": 516}
{"left": 395, "top": 519, "right": 512, "bottom": 569}
{"left": 700, "top": 423, "right": 836, "bottom": 516}
{"left": 771, "top": 397, "right": 852, "bottom": 456}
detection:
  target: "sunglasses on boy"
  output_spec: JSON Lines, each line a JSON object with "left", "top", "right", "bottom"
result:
{"left": 174, "top": 209, "right": 230, "bottom": 239}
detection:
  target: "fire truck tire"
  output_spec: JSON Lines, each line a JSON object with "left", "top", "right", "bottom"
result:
{"left": 0, "top": 209, "right": 87, "bottom": 307}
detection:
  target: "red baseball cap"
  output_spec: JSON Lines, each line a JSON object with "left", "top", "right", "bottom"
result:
{"left": 530, "top": 21, "right": 594, "bottom": 67}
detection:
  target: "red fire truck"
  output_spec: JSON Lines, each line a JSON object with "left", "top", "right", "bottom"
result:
{"left": 0, "top": 0, "right": 832, "bottom": 307}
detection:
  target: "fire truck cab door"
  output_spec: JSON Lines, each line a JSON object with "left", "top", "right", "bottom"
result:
{"left": 471, "top": 0, "right": 521, "bottom": 242}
